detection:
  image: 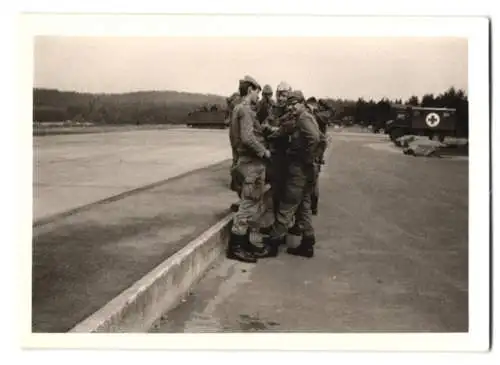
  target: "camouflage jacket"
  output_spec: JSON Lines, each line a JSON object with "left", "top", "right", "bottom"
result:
{"left": 314, "top": 110, "right": 330, "bottom": 134}
{"left": 228, "top": 98, "right": 242, "bottom": 161}
{"left": 287, "top": 110, "right": 321, "bottom": 165}
{"left": 256, "top": 97, "right": 275, "bottom": 124}
{"left": 261, "top": 103, "right": 295, "bottom": 153}
{"left": 229, "top": 99, "right": 268, "bottom": 159}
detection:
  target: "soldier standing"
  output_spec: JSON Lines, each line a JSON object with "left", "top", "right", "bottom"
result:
{"left": 227, "top": 76, "right": 272, "bottom": 263}
{"left": 316, "top": 99, "right": 332, "bottom": 164}
{"left": 258, "top": 90, "right": 321, "bottom": 258}
{"left": 227, "top": 92, "right": 243, "bottom": 211}
{"left": 256, "top": 84, "right": 275, "bottom": 124}
{"left": 261, "top": 82, "right": 293, "bottom": 223}
{"left": 306, "top": 97, "right": 329, "bottom": 215}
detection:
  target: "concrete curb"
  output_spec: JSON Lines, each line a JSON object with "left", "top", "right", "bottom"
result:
{"left": 68, "top": 212, "right": 233, "bottom": 333}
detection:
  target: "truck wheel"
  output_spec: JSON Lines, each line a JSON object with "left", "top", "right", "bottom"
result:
{"left": 430, "top": 134, "right": 445, "bottom": 142}
{"left": 390, "top": 128, "right": 404, "bottom": 141}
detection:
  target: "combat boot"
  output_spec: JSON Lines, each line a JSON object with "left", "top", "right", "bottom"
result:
{"left": 259, "top": 225, "right": 272, "bottom": 235}
{"left": 226, "top": 233, "right": 258, "bottom": 263}
{"left": 253, "top": 235, "right": 281, "bottom": 258}
{"left": 244, "top": 231, "right": 269, "bottom": 256}
{"left": 287, "top": 235, "right": 315, "bottom": 258}
{"left": 287, "top": 224, "right": 302, "bottom": 236}
{"left": 259, "top": 225, "right": 286, "bottom": 246}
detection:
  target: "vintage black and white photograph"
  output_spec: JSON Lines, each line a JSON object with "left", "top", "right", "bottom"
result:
{"left": 22, "top": 14, "right": 490, "bottom": 351}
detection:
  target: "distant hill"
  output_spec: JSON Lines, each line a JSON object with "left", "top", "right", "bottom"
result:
{"left": 33, "top": 88, "right": 228, "bottom": 124}
{"left": 33, "top": 88, "right": 227, "bottom": 107}
{"left": 33, "top": 86, "right": 468, "bottom": 136}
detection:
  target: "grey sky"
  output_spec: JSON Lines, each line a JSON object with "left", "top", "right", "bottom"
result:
{"left": 34, "top": 36, "right": 468, "bottom": 101}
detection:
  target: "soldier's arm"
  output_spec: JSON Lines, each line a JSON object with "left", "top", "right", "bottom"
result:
{"left": 315, "top": 115, "right": 328, "bottom": 144}
{"left": 228, "top": 109, "right": 238, "bottom": 148}
{"left": 262, "top": 121, "right": 286, "bottom": 138}
{"left": 279, "top": 114, "right": 296, "bottom": 134}
{"left": 263, "top": 117, "right": 296, "bottom": 140}
{"left": 238, "top": 106, "right": 268, "bottom": 158}
{"left": 298, "top": 114, "right": 321, "bottom": 164}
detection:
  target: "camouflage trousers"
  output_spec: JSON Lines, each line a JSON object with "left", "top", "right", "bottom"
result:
{"left": 229, "top": 149, "right": 241, "bottom": 194}
{"left": 264, "top": 152, "right": 289, "bottom": 219}
{"left": 231, "top": 157, "right": 268, "bottom": 236}
{"left": 270, "top": 161, "right": 316, "bottom": 238}
{"left": 311, "top": 163, "right": 321, "bottom": 208}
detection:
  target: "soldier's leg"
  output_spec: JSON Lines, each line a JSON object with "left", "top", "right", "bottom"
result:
{"left": 260, "top": 153, "right": 288, "bottom": 232}
{"left": 228, "top": 160, "right": 266, "bottom": 263}
{"left": 273, "top": 163, "right": 306, "bottom": 235}
{"left": 229, "top": 156, "right": 243, "bottom": 212}
{"left": 260, "top": 188, "right": 275, "bottom": 228}
{"left": 256, "top": 163, "right": 307, "bottom": 258}
{"left": 287, "top": 180, "right": 315, "bottom": 258}
{"left": 261, "top": 160, "right": 276, "bottom": 225}
{"left": 311, "top": 164, "right": 320, "bottom": 215}
{"left": 260, "top": 152, "right": 286, "bottom": 234}
{"left": 318, "top": 140, "right": 327, "bottom": 165}
{"left": 247, "top": 183, "right": 272, "bottom": 250}
{"left": 271, "top": 154, "right": 284, "bottom": 218}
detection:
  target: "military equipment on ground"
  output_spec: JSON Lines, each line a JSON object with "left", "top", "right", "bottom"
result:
{"left": 385, "top": 105, "right": 457, "bottom": 142}
{"left": 185, "top": 104, "right": 229, "bottom": 129}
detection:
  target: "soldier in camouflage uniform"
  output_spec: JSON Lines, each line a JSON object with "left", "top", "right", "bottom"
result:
{"left": 306, "top": 97, "right": 329, "bottom": 215}
{"left": 227, "top": 92, "right": 242, "bottom": 194}
{"left": 257, "top": 90, "right": 321, "bottom": 258}
{"left": 316, "top": 99, "right": 333, "bottom": 163}
{"left": 227, "top": 76, "right": 272, "bottom": 263}
{"left": 260, "top": 82, "right": 293, "bottom": 224}
{"left": 256, "top": 84, "right": 275, "bottom": 124}
{"left": 227, "top": 92, "right": 243, "bottom": 212}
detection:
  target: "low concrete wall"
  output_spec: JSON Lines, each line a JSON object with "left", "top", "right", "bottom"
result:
{"left": 69, "top": 213, "right": 233, "bottom": 333}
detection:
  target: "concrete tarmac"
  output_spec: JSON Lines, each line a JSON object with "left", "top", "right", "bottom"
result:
{"left": 152, "top": 133, "right": 468, "bottom": 333}
{"left": 32, "top": 159, "right": 236, "bottom": 333}
{"left": 33, "top": 128, "right": 231, "bottom": 222}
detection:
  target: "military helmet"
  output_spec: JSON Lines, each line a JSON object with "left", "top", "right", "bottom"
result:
{"left": 262, "top": 84, "right": 273, "bottom": 95}
{"left": 276, "top": 81, "right": 292, "bottom": 93}
{"left": 287, "top": 90, "right": 305, "bottom": 104}
{"left": 318, "top": 98, "right": 329, "bottom": 108}
{"left": 239, "top": 75, "right": 262, "bottom": 90}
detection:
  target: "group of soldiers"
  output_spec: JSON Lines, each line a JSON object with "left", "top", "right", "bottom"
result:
{"left": 226, "top": 75, "right": 330, "bottom": 264}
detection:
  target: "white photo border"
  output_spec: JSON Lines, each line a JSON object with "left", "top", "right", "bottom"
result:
{"left": 18, "top": 14, "right": 490, "bottom": 352}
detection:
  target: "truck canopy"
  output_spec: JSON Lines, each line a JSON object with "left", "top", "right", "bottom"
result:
{"left": 390, "top": 104, "right": 456, "bottom": 112}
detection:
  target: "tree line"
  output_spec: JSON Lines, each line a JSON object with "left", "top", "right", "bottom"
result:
{"left": 33, "top": 89, "right": 226, "bottom": 125}
{"left": 33, "top": 86, "right": 468, "bottom": 136}
{"left": 333, "top": 87, "right": 468, "bottom": 136}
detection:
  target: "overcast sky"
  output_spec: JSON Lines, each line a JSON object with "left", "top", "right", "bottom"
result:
{"left": 33, "top": 36, "right": 468, "bottom": 101}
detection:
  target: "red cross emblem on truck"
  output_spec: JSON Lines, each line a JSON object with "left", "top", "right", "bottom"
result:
{"left": 425, "top": 112, "right": 440, "bottom": 128}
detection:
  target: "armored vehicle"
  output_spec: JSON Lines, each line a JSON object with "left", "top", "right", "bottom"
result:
{"left": 185, "top": 104, "right": 229, "bottom": 129}
{"left": 385, "top": 105, "right": 457, "bottom": 142}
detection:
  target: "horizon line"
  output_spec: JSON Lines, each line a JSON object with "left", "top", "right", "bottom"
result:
{"left": 32, "top": 85, "right": 468, "bottom": 102}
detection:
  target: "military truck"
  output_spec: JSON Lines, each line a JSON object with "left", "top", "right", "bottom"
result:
{"left": 385, "top": 105, "right": 457, "bottom": 142}
{"left": 185, "top": 104, "right": 229, "bottom": 129}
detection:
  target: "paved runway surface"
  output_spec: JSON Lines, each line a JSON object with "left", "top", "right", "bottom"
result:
{"left": 32, "top": 159, "right": 235, "bottom": 333}
{"left": 33, "top": 128, "right": 231, "bottom": 222}
{"left": 152, "top": 132, "right": 468, "bottom": 333}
